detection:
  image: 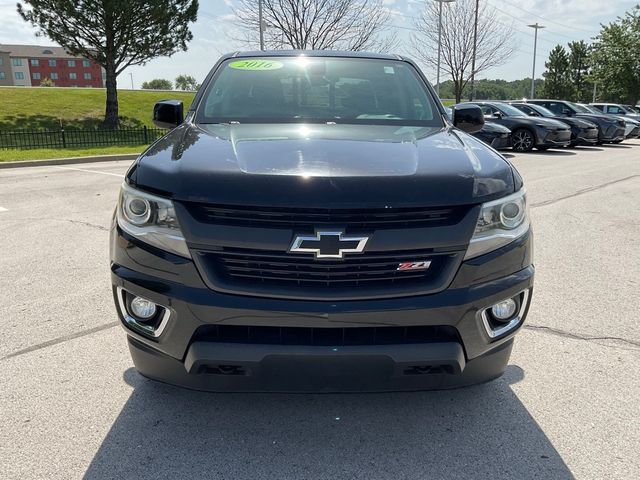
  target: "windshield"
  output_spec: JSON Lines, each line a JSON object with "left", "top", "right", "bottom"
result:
{"left": 570, "top": 102, "right": 592, "bottom": 113}
{"left": 528, "top": 104, "right": 555, "bottom": 117}
{"left": 622, "top": 105, "right": 638, "bottom": 114}
{"left": 494, "top": 103, "right": 527, "bottom": 117}
{"left": 196, "top": 57, "right": 441, "bottom": 127}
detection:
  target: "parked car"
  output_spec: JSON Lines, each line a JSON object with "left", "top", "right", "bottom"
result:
{"left": 458, "top": 101, "right": 571, "bottom": 152}
{"left": 579, "top": 103, "right": 640, "bottom": 140}
{"left": 110, "top": 51, "right": 534, "bottom": 392}
{"left": 590, "top": 103, "right": 640, "bottom": 120}
{"left": 445, "top": 106, "right": 511, "bottom": 149}
{"left": 510, "top": 102, "right": 599, "bottom": 147}
{"left": 526, "top": 99, "right": 626, "bottom": 144}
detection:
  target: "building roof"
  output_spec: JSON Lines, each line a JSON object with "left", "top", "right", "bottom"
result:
{"left": 0, "top": 44, "right": 83, "bottom": 59}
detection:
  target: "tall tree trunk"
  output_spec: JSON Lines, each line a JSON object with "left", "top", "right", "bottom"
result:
{"left": 103, "top": 63, "right": 119, "bottom": 129}
{"left": 454, "top": 79, "right": 463, "bottom": 104}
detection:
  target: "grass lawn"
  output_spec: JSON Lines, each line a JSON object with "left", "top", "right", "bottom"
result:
{"left": 0, "top": 86, "right": 195, "bottom": 130}
{"left": 0, "top": 145, "right": 144, "bottom": 162}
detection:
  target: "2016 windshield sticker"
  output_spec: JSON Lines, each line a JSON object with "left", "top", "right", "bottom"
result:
{"left": 229, "top": 60, "right": 284, "bottom": 71}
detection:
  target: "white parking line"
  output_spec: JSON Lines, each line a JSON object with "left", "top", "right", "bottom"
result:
{"left": 0, "top": 207, "right": 7, "bottom": 212}
{"left": 52, "top": 166, "right": 124, "bottom": 178}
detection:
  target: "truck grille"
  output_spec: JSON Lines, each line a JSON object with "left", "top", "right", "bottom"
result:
{"left": 192, "top": 324, "right": 461, "bottom": 346}
{"left": 185, "top": 203, "right": 467, "bottom": 229}
{"left": 193, "top": 247, "right": 463, "bottom": 300}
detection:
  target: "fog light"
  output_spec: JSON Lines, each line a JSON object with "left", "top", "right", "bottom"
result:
{"left": 491, "top": 298, "right": 517, "bottom": 320}
{"left": 130, "top": 296, "right": 157, "bottom": 319}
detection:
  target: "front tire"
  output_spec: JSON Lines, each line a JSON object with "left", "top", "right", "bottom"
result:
{"left": 512, "top": 129, "right": 535, "bottom": 152}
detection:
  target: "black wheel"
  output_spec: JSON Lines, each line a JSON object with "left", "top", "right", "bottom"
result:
{"left": 512, "top": 129, "right": 535, "bottom": 152}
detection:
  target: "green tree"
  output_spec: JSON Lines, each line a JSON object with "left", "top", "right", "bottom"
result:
{"left": 39, "top": 77, "right": 55, "bottom": 87}
{"left": 542, "top": 45, "right": 573, "bottom": 99}
{"left": 591, "top": 6, "right": 640, "bottom": 104}
{"left": 142, "top": 79, "right": 173, "bottom": 90}
{"left": 175, "top": 74, "right": 199, "bottom": 91}
{"left": 568, "top": 41, "right": 592, "bottom": 102}
{"left": 18, "top": 0, "right": 198, "bottom": 128}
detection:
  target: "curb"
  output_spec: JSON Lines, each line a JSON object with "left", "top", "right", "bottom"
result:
{"left": 0, "top": 153, "right": 140, "bottom": 169}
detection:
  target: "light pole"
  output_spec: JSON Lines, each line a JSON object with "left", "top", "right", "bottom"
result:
{"left": 528, "top": 23, "right": 545, "bottom": 99}
{"left": 469, "top": 0, "right": 479, "bottom": 101}
{"left": 129, "top": 72, "right": 134, "bottom": 90}
{"left": 258, "top": 0, "right": 265, "bottom": 51}
{"left": 434, "top": 0, "right": 456, "bottom": 97}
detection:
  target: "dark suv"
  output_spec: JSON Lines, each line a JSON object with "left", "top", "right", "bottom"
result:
{"left": 110, "top": 51, "right": 534, "bottom": 392}
{"left": 527, "top": 99, "right": 626, "bottom": 144}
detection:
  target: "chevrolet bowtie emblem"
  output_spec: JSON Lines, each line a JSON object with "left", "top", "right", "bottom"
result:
{"left": 289, "top": 231, "right": 369, "bottom": 259}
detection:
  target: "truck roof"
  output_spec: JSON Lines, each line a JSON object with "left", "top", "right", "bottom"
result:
{"left": 226, "top": 50, "right": 404, "bottom": 61}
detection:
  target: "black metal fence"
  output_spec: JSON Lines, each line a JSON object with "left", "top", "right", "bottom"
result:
{"left": 0, "top": 126, "right": 165, "bottom": 150}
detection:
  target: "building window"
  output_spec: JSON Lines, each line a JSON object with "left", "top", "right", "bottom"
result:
{"left": 82, "top": 59, "right": 90, "bottom": 67}
{"left": 12, "top": 58, "right": 22, "bottom": 66}
{"left": 15, "top": 72, "right": 24, "bottom": 80}
{"left": 30, "top": 59, "right": 39, "bottom": 66}
{"left": 50, "top": 72, "right": 59, "bottom": 80}
{"left": 69, "top": 72, "right": 77, "bottom": 80}
{"left": 32, "top": 72, "right": 41, "bottom": 80}
{"left": 68, "top": 59, "right": 76, "bottom": 67}
{"left": 0, "top": 58, "right": 3, "bottom": 66}
{"left": 84, "top": 72, "right": 92, "bottom": 80}
{"left": 0, "top": 72, "right": 5, "bottom": 80}
{"left": 48, "top": 59, "right": 56, "bottom": 67}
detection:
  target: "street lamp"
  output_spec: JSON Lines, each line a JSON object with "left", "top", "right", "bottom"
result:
{"left": 469, "top": 0, "right": 479, "bottom": 101}
{"left": 434, "top": 0, "right": 456, "bottom": 97}
{"left": 258, "top": 0, "right": 265, "bottom": 50}
{"left": 527, "top": 23, "right": 545, "bottom": 99}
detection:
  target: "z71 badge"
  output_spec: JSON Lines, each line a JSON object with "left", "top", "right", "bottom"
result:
{"left": 397, "top": 261, "right": 432, "bottom": 271}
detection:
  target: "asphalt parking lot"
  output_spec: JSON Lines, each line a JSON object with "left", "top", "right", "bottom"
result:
{"left": 1, "top": 142, "right": 639, "bottom": 480}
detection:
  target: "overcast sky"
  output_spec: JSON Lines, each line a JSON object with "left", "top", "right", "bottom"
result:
{"left": 0, "top": 0, "right": 637, "bottom": 89}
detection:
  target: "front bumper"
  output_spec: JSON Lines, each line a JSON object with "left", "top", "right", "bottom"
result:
{"left": 111, "top": 227, "right": 534, "bottom": 392}
{"left": 490, "top": 134, "right": 512, "bottom": 150}
{"left": 573, "top": 127, "right": 599, "bottom": 146}
{"left": 600, "top": 125, "right": 626, "bottom": 143}
{"left": 626, "top": 125, "right": 640, "bottom": 139}
{"left": 540, "top": 129, "right": 571, "bottom": 147}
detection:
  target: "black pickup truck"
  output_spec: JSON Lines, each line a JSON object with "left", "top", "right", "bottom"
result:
{"left": 110, "top": 51, "right": 534, "bottom": 392}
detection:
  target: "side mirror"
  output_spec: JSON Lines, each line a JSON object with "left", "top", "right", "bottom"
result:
{"left": 153, "top": 100, "right": 184, "bottom": 129}
{"left": 452, "top": 105, "right": 484, "bottom": 133}
{"left": 562, "top": 109, "right": 573, "bottom": 117}
{"left": 493, "top": 111, "right": 504, "bottom": 119}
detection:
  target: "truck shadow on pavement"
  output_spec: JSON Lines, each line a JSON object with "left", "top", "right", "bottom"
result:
{"left": 84, "top": 366, "right": 572, "bottom": 480}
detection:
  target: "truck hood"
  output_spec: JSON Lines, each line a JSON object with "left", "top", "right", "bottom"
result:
{"left": 130, "top": 123, "right": 515, "bottom": 208}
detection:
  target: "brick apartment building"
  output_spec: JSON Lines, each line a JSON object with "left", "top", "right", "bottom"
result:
{"left": 0, "top": 44, "right": 105, "bottom": 88}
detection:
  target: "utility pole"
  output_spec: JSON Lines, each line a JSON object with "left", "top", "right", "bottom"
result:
{"left": 469, "top": 0, "right": 479, "bottom": 101}
{"left": 258, "top": 0, "right": 265, "bottom": 51}
{"left": 592, "top": 82, "right": 597, "bottom": 103}
{"left": 434, "top": 0, "right": 456, "bottom": 97}
{"left": 129, "top": 72, "right": 134, "bottom": 90}
{"left": 528, "top": 23, "right": 545, "bottom": 99}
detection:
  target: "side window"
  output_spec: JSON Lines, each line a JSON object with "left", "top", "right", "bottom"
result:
{"left": 517, "top": 105, "right": 534, "bottom": 115}
{"left": 479, "top": 105, "right": 494, "bottom": 116}
{"left": 544, "top": 102, "right": 563, "bottom": 115}
{"left": 608, "top": 106, "right": 623, "bottom": 114}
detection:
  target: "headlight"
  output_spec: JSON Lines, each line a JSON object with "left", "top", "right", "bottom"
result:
{"left": 117, "top": 183, "right": 191, "bottom": 258}
{"left": 465, "top": 188, "right": 530, "bottom": 260}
